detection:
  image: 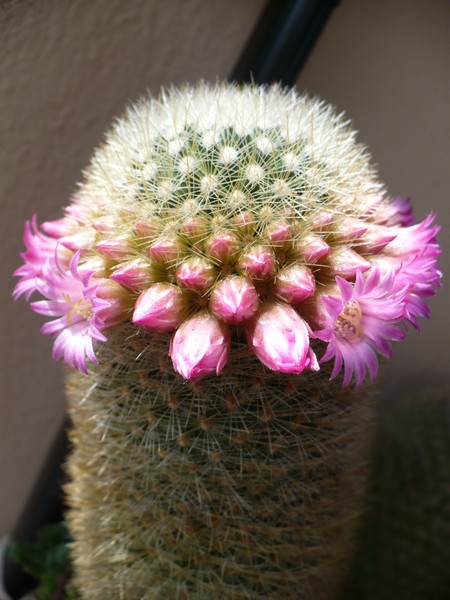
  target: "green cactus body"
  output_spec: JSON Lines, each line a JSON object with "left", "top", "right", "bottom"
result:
{"left": 54, "top": 84, "right": 388, "bottom": 597}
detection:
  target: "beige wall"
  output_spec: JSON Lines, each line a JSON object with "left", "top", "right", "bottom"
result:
{"left": 1, "top": 0, "right": 448, "bottom": 536}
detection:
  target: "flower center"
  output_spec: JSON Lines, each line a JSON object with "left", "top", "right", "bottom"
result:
{"left": 64, "top": 294, "right": 91, "bottom": 326}
{"left": 334, "top": 300, "right": 363, "bottom": 341}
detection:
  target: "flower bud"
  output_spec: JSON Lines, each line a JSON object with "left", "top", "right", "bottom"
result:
{"left": 233, "top": 211, "right": 255, "bottom": 233}
{"left": 238, "top": 245, "right": 277, "bottom": 280}
{"left": 96, "top": 237, "right": 133, "bottom": 260}
{"left": 333, "top": 217, "right": 368, "bottom": 242}
{"left": 274, "top": 264, "right": 315, "bottom": 304}
{"left": 356, "top": 223, "right": 397, "bottom": 253}
{"left": 311, "top": 211, "right": 333, "bottom": 230}
{"left": 205, "top": 231, "right": 240, "bottom": 262}
{"left": 93, "top": 280, "right": 128, "bottom": 327}
{"left": 60, "top": 229, "right": 96, "bottom": 251}
{"left": 110, "top": 259, "right": 160, "bottom": 292}
{"left": 264, "top": 220, "right": 291, "bottom": 245}
{"left": 132, "top": 283, "right": 188, "bottom": 332}
{"left": 295, "top": 235, "right": 330, "bottom": 263}
{"left": 327, "top": 248, "right": 371, "bottom": 279}
{"left": 209, "top": 276, "right": 260, "bottom": 324}
{"left": 148, "top": 237, "right": 183, "bottom": 264}
{"left": 246, "top": 302, "right": 319, "bottom": 374}
{"left": 176, "top": 257, "right": 217, "bottom": 293}
{"left": 41, "top": 217, "right": 74, "bottom": 238}
{"left": 181, "top": 215, "right": 207, "bottom": 241}
{"left": 134, "top": 218, "right": 159, "bottom": 238}
{"left": 169, "top": 312, "right": 230, "bottom": 380}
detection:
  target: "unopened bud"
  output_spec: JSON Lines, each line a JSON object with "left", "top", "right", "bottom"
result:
{"left": 148, "top": 237, "right": 183, "bottom": 264}
{"left": 96, "top": 237, "right": 133, "bottom": 260}
{"left": 275, "top": 264, "right": 315, "bottom": 304}
{"left": 132, "top": 283, "right": 188, "bottom": 332}
{"left": 170, "top": 312, "right": 230, "bottom": 380}
{"left": 327, "top": 248, "right": 371, "bottom": 279}
{"left": 295, "top": 235, "right": 330, "bottom": 263}
{"left": 206, "top": 231, "right": 240, "bottom": 262}
{"left": 210, "top": 276, "right": 260, "bottom": 324}
{"left": 110, "top": 258, "right": 160, "bottom": 292}
{"left": 176, "top": 257, "right": 217, "bottom": 293}
{"left": 238, "top": 245, "right": 277, "bottom": 280}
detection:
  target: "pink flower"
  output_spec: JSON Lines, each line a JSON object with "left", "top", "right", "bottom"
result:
{"left": 315, "top": 269, "right": 407, "bottom": 387}
{"left": 383, "top": 213, "right": 439, "bottom": 258}
{"left": 246, "top": 302, "right": 319, "bottom": 374}
{"left": 13, "top": 216, "right": 70, "bottom": 300}
{"left": 390, "top": 196, "right": 415, "bottom": 226}
{"left": 30, "top": 252, "right": 109, "bottom": 373}
{"left": 132, "top": 283, "right": 188, "bottom": 332}
{"left": 209, "top": 276, "right": 260, "bottom": 324}
{"left": 169, "top": 312, "right": 230, "bottom": 380}
{"left": 274, "top": 264, "right": 315, "bottom": 304}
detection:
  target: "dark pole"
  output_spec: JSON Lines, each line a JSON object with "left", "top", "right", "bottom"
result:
{"left": 231, "top": 0, "right": 341, "bottom": 86}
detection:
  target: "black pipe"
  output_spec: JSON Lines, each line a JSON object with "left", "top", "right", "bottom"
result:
{"left": 231, "top": 0, "right": 341, "bottom": 86}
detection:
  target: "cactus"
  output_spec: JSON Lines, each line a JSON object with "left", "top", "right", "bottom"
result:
{"left": 341, "top": 388, "right": 450, "bottom": 600}
{"left": 14, "top": 84, "right": 441, "bottom": 598}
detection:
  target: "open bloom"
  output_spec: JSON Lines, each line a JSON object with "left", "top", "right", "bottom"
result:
{"left": 315, "top": 269, "right": 407, "bottom": 387}
{"left": 246, "top": 302, "right": 319, "bottom": 374}
{"left": 169, "top": 312, "right": 230, "bottom": 381}
{"left": 31, "top": 251, "right": 109, "bottom": 373}
{"left": 13, "top": 216, "right": 63, "bottom": 300}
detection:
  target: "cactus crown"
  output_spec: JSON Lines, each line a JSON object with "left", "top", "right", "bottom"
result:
{"left": 14, "top": 83, "right": 441, "bottom": 386}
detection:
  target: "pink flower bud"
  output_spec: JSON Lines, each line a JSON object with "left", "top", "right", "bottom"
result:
{"left": 148, "top": 237, "right": 183, "bottom": 264}
{"left": 205, "top": 231, "right": 240, "bottom": 262}
{"left": 246, "top": 302, "right": 319, "bottom": 374}
{"left": 176, "top": 258, "right": 217, "bottom": 293}
{"left": 91, "top": 216, "right": 116, "bottom": 233}
{"left": 295, "top": 235, "right": 330, "bottom": 263}
{"left": 301, "top": 285, "right": 340, "bottom": 329}
{"left": 95, "top": 279, "right": 129, "bottom": 328}
{"left": 181, "top": 216, "right": 207, "bottom": 240}
{"left": 238, "top": 245, "right": 277, "bottom": 280}
{"left": 132, "top": 283, "right": 188, "bottom": 332}
{"left": 274, "top": 265, "right": 316, "bottom": 304}
{"left": 41, "top": 218, "right": 74, "bottom": 238}
{"left": 311, "top": 211, "right": 334, "bottom": 230}
{"left": 327, "top": 248, "right": 371, "bottom": 279}
{"left": 110, "top": 259, "right": 160, "bottom": 292}
{"left": 169, "top": 312, "right": 231, "bottom": 380}
{"left": 134, "top": 218, "right": 159, "bottom": 238}
{"left": 333, "top": 217, "right": 368, "bottom": 242}
{"left": 96, "top": 237, "right": 133, "bottom": 260}
{"left": 356, "top": 223, "right": 398, "bottom": 253}
{"left": 210, "top": 276, "right": 260, "bottom": 324}
{"left": 265, "top": 220, "right": 291, "bottom": 245}
{"left": 60, "top": 230, "right": 96, "bottom": 251}
{"left": 233, "top": 211, "right": 255, "bottom": 232}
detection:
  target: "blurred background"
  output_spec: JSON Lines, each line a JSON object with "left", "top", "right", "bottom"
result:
{"left": 1, "top": 0, "right": 448, "bottom": 538}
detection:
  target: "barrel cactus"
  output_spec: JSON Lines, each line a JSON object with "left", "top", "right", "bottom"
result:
{"left": 14, "top": 83, "right": 441, "bottom": 599}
